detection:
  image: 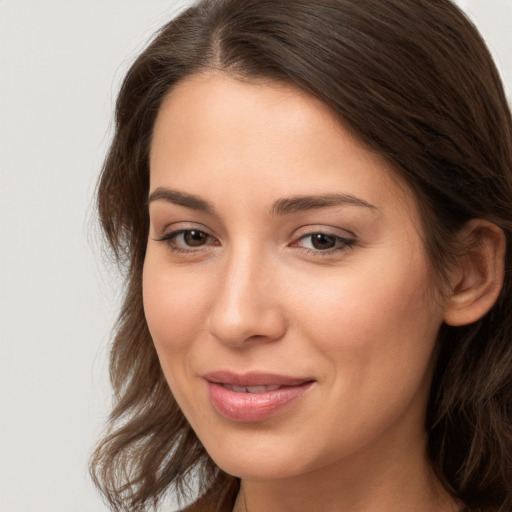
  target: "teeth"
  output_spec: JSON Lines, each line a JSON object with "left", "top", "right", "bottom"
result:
{"left": 223, "top": 384, "right": 281, "bottom": 393}
{"left": 247, "top": 385, "right": 280, "bottom": 393}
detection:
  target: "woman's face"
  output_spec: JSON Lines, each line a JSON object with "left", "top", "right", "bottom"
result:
{"left": 144, "top": 73, "right": 447, "bottom": 480}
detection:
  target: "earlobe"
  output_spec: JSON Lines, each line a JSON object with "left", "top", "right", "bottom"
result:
{"left": 443, "top": 219, "right": 506, "bottom": 327}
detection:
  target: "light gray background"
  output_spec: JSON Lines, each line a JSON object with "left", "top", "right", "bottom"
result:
{"left": 1, "top": 1, "right": 511, "bottom": 511}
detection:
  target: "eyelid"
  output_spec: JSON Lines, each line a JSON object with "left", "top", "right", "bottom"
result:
{"left": 153, "top": 223, "right": 220, "bottom": 253}
{"left": 152, "top": 220, "right": 216, "bottom": 239}
{"left": 154, "top": 228, "right": 212, "bottom": 242}
{"left": 152, "top": 222, "right": 356, "bottom": 256}
{"left": 289, "top": 226, "right": 357, "bottom": 255}
{"left": 291, "top": 233, "right": 354, "bottom": 248}
{"left": 292, "top": 224, "right": 356, "bottom": 240}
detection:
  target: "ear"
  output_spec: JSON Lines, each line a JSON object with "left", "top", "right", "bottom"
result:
{"left": 444, "top": 219, "right": 506, "bottom": 327}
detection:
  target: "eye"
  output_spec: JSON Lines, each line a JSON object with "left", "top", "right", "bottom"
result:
{"left": 292, "top": 231, "right": 354, "bottom": 254}
{"left": 304, "top": 233, "right": 338, "bottom": 250}
{"left": 155, "top": 228, "right": 217, "bottom": 252}
{"left": 177, "top": 229, "right": 209, "bottom": 247}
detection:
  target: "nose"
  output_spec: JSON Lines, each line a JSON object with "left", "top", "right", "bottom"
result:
{"left": 207, "top": 248, "right": 287, "bottom": 347}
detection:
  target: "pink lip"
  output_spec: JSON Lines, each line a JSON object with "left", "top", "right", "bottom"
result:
{"left": 203, "top": 371, "right": 315, "bottom": 422}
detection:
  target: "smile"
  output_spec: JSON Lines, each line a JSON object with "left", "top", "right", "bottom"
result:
{"left": 203, "top": 371, "right": 315, "bottom": 422}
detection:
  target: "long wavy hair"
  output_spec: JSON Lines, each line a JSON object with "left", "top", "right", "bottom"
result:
{"left": 90, "top": 1, "right": 512, "bottom": 511}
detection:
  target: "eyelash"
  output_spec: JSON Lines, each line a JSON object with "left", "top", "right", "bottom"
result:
{"left": 292, "top": 232, "right": 355, "bottom": 256}
{"left": 155, "top": 229, "right": 355, "bottom": 256}
{"left": 155, "top": 229, "right": 218, "bottom": 254}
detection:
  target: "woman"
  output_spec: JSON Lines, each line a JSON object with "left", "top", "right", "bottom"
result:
{"left": 90, "top": 1, "right": 512, "bottom": 511}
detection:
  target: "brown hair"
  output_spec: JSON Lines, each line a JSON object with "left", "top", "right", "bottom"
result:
{"left": 90, "top": 1, "right": 512, "bottom": 511}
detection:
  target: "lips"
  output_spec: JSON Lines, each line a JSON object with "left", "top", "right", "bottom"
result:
{"left": 203, "top": 371, "right": 315, "bottom": 422}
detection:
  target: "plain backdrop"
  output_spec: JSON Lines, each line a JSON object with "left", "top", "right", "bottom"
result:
{"left": 1, "top": 1, "right": 511, "bottom": 511}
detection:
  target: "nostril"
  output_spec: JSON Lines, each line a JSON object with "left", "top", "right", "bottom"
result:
{"left": 208, "top": 305, "right": 287, "bottom": 347}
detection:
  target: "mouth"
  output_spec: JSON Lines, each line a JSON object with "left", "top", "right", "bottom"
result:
{"left": 203, "top": 371, "right": 315, "bottom": 422}
{"left": 220, "top": 384, "right": 282, "bottom": 393}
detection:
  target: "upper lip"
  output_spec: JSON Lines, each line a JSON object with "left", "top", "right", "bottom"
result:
{"left": 203, "top": 371, "right": 315, "bottom": 387}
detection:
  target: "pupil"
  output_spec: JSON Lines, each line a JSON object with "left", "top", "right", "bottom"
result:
{"left": 184, "top": 230, "right": 207, "bottom": 246}
{"left": 311, "top": 233, "right": 335, "bottom": 250}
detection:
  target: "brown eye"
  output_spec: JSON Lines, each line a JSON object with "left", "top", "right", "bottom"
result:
{"left": 310, "top": 233, "right": 336, "bottom": 250}
{"left": 183, "top": 230, "right": 208, "bottom": 247}
{"left": 293, "top": 231, "right": 354, "bottom": 255}
{"left": 157, "top": 228, "right": 216, "bottom": 252}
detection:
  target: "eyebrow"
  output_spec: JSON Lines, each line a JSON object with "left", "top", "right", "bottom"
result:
{"left": 271, "top": 194, "right": 377, "bottom": 215}
{"left": 147, "top": 187, "right": 377, "bottom": 216}
{"left": 148, "top": 187, "right": 216, "bottom": 214}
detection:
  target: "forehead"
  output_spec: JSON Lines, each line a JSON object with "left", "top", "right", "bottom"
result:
{"left": 151, "top": 72, "right": 347, "bottom": 163}
{"left": 149, "top": 72, "right": 418, "bottom": 220}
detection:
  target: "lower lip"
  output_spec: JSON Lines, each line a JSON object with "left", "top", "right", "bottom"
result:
{"left": 206, "top": 381, "right": 314, "bottom": 422}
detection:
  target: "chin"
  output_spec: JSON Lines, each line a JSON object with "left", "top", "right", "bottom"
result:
{"left": 198, "top": 427, "right": 326, "bottom": 481}
{"left": 214, "top": 454, "right": 304, "bottom": 481}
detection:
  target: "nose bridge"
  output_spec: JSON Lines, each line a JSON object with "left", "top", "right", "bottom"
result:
{"left": 208, "top": 242, "right": 285, "bottom": 346}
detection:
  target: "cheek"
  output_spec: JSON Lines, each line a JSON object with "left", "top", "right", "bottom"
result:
{"left": 142, "top": 253, "right": 213, "bottom": 420}
{"left": 289, "top": 261, "right": 442, "bottom": 452}
{"left": 142, "top": 253, "right": 211, "bottom": 363}
{"left": 293, "top": 251, "right": 443, "bottom": 383}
